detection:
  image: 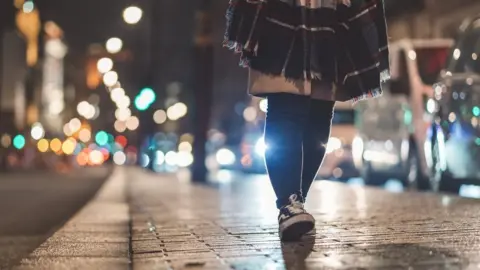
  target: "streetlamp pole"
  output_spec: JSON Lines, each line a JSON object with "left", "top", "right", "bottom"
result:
{"left": 191, "top": 0, "right": 214, "bottom": 183}
{"left": 137, "top": 0, "right": 156, "bottom": 170}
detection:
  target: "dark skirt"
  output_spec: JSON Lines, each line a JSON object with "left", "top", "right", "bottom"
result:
{"left": 223, "top": 0, "right": 390, "bottom": 103}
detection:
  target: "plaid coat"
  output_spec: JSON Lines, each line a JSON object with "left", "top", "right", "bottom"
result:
{"left": 223, "top": 0, "right": 390, "bottom": 103}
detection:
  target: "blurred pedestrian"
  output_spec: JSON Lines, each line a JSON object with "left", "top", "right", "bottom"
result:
{"left": 224, "top": 0, "right": 390, "bottom": 241}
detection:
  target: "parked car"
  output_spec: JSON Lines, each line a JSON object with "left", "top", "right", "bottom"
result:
{"left": 353, "top": 39, "right": 454, "bottom": 189}
{"left": 425, "top": 16, "right": 480, "bottom": 193}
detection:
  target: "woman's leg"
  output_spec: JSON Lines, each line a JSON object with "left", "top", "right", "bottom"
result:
{"left": 301, "top": 99, "right": 335, "bottom": 199}
{"left": 264, "top": 93, "right": 310, "bottom": 209}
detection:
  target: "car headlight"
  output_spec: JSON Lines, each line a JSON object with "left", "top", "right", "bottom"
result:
{"left": 255, "top": 137, "right": 267, "bottom": 157}
{"left": 326, "top": 137, "right": 342, "bottom": 154}
{"left": 216, "top": 148, "right": 236, "bottom": 166}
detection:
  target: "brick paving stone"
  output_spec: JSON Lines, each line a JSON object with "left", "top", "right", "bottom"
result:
{"left": 126, "top": 168, "right": 480, "bottom": 270}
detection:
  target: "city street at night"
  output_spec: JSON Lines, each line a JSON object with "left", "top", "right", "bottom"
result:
{"left": 2, "top": 0, "right": 480, "bottom": 269}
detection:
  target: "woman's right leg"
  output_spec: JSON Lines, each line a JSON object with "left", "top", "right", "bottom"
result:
{"left": 264, "top": 93, "right": 315, "bottom": 241}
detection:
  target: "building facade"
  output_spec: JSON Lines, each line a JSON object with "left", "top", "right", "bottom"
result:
{"left": 388, "top": 0, "right": 480, "bottom": 40}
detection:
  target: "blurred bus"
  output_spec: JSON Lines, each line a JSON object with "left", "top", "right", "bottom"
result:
{"left": 353, "top": 39, "right": 453, "bottom": 189}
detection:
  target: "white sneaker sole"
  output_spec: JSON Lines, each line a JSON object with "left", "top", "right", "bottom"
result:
{"left": 279, "top": 213, "right": 315, "bottom": 241}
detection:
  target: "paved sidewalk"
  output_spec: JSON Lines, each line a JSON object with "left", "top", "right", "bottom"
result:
{"left": 128, "top": 168, "right": 480, "bottom": 270}
{"left": 11, "top": 167, "right": 480, "bottom": 269}
{"left": 13, "top": 167, "right": 130, "bottom": 270}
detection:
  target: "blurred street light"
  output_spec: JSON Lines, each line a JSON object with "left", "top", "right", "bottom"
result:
{"left": 116, "top": 96, "right": 131, "bottom": 109}
{"left": 103, "top": 71, "right": 119, "bottom": 87}
{"left": 95, "top": 131, "right": 109, "bottom": 146}
{"left": 114, "top": 120, "right": 127, "bottom": 133}
{"left": 77, "top": 101, "right": 90, "bottom": 115}
{"left": 1, "top": 134, "right": 12, "bottom": 148}
{"left": 69, "top": 118, "right": 82, "bottom": 133}
{"left": 50, "top": 138, "right": 62, "bottom": 153}
{"left": 106, "top": 37, "right": 123, "bottom": 54}
{"left": 123, "top": 6, "right": 143, "bottom": 25}
{"left": 153, "top": 110, "right": 167, "bottom": 124}
{"left": 166, "top": 102, "right": 188, "bottom": 121}
{"left": 110, "top": 87, "right": 126, "bottom": 102}
{"left": 37, "top": 139, "right": 49, "bottom": 152}
{"left": 22, "top": 1, "right": 34, "bottom": 13}
{"left": 115, "top": 108, "right": 132, "bottom": 122}
{"left": 134, "top": 87, "right": 156, "bottom": 111}
{"left": 126, "top": 116, "right": 140, "bottom": 131}
{"left": 13, "top": 135, "right": 26, "bottom": 150}
{"left": 97, "top": 57, "right": 114, "bottom": 73}
{"left": 243, "top": 107, "right": 257, "bottom": 122}
{"left": 78, "top": 129, "right": 92, "bottom": 143}
{"left": 30, "top": 122, "right": 45, "bottom": 140}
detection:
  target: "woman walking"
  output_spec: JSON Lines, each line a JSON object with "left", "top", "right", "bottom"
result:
{"left": 224, "top": 0, "right": 390, "bottom": 241}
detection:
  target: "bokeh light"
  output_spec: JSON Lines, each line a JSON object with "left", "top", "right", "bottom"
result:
{"left": 165, "top": 151, "right": 177, "bottom": 166}
{"left": 110, "top": 87, "right": 126, "bottom": 103}
{"left": 69, "top": 118, "right": 82, "bottom": 133}
{"left": 13, "top": 135, "right": 26, "bottom": 150}
{"left": 79, "top": 129, "right": 92, "bottom": 143}
{"left": 105, "top": 37, "right": 123, "bottom": 54}
{"left": 178, "top": 141, "right": 192, "bottom": 152}
{"left": 113, "top": 151, "right": 127, "bottom": 165}
{"left": 126, "top": 116, "right": 140, "bottom": 131}
{"left": 166, "top": 102, "right": 188, "bottom": 121}
{"left": 77, "top": 152, "right": 89, "bottom": 166}
{"left": 473, "top": 106, "right": 480, "bottom": 117}
{"left": 95, "top": 131, "right": 109, "bottom": 146}
{"left": 31, "top": 123, "right": 45, "bottom": 140}
{"left": 243, "top": 107, "right": 257, "bottom": 122}
{"left": 50, "top": 138, "right": 62, "bottom": 153}
{"left": 97, "top": 57, "right": 113, "bottom": 73}
{"left": 116, "top": 95, "right": 131, "bottom": 109}
{"left": 153, "top": 110, "right": 167, "bottom": 124}
{"left": 62, "top": 138, "right": 77, "bottom": 155}
{"left": 114, "top": 120, "right": 127, "bottom": 133}
{"left": 1, "top": 134, "right": 12, "bottom": 148}
{"left": 103, "top": 71, "right": 119, "bottom": 87}
{"left": 115, "top": 135, "right": 128, "bottom": 148}
{"left": 123, "top": 6, "right": 143, "bottom": 25}
{"left": 37, "top": 139, "right": 49, "bottom": 152}
{"left": 22, "top": 1, "right": 34, "bottom": 13}
{"left": 115, "top": 108, "right": 131, "bottom": 122}
{"left": 89, "top": 150, "right": 105, "bottom": 165}
{"left": 177, "top": 151, "right": 194, "bottom": 167}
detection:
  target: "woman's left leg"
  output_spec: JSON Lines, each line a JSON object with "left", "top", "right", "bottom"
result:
{"left": 301, "top": 99, "right": 335, "bottom": 199}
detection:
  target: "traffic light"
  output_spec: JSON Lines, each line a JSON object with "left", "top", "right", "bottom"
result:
{"left": 134, "top": 87, "right": 156, "bottom": 111}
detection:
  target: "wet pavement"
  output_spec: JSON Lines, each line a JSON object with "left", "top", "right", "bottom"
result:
{"left": 12, "top": 167, "right": 480, "bottom": 269}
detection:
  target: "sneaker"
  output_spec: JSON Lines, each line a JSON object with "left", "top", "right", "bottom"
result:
{"left": 278, "top": 194, "right": 315, "bottom": 241}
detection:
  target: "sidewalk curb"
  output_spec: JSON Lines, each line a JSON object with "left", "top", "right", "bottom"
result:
{"left": 13, "top": 167, "right": 131, "bottom": 270}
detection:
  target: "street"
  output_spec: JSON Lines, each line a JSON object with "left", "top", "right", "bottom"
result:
{"left": 0, "top": 167, "right": 110, "bottom": 269}
{"left": 6, "top": 166, "right": 480, "bottom": 270}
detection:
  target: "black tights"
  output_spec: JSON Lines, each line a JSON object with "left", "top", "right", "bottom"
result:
{"left": 264, "top": 93, "right": 335, "bottom": 209}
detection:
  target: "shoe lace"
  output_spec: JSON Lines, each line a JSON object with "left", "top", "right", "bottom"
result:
{"left": 285, "top": 194, "right": 304, "bottom": 214}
